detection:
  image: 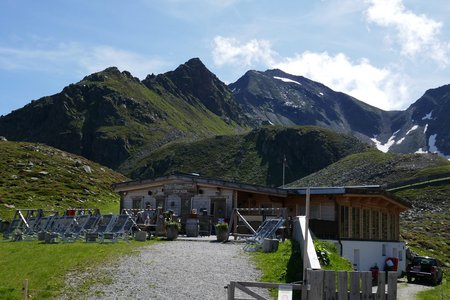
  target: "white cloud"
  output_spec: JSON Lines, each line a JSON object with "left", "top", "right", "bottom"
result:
{"left": 212, "top": 36, "right": 410, "bottom": 110}
{"left": 78, "top": 46, "right": 167, "bottom": 79}
{"left": 365, "top": 0, "right": 450, "bottom": 64}
{"left": 212, "top": 36, "right": 277, "bottom": 67}
{"left": 274, "top": 52, "right": 410, "bottom": 110}
{"left": 0, "top": 43, "right": 167, "bottom": 79}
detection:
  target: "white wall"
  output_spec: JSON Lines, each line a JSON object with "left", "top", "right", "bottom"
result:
{"left": 292, "top": 216, "right": 321, "bottom": 269}
{"left": 328, "top": 239, "right": 406, "bottom": 274}
{"left": 292, "top": 216, "right": 406, "bottom": 275}
{"left": 123, "top": 190, "right": 156, "bottom": 210}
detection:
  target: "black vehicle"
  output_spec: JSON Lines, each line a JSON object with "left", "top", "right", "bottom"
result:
{"left": 406, "top": 256, "right": 443, "bottom": 285}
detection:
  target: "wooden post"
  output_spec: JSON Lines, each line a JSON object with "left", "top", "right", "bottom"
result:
{"left": 361, "top": 271, "right": 372, "bottom": 300}
{"left": 376, "top": 271, "right": 386, "bottom": 299}
{"left": 387, "top": 272, "right": 397, "bottom": 300}
{"left": 337, "top": 271, "right": 347, "bottom": 300}
{"left": 308, "top": 269, "right": 324, "bottom": 300}
{"left": 349, "top": 271, "right": 360, "bottom": 300}
{"left": 227, "top": 282, "right": 235, "bottom": 300}
{"left": 22, "top": 279, "right": 28, "bottom": 300}
{"left": 323, "top": 270, "right": 336, "bottom": 300}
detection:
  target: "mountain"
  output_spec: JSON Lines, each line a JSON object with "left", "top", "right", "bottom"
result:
{"left": 130, "top": 126, "right": 369, "bottom": 186}
{"left": 375, "top": 84, "right": 450, "bottom": 157}
{"left": 0, "top": 140, "right": 128, "bottom": 220}
{"left": 230, "top": 69, "right": 450, "bottom": 158}
{"left": 143, "top": 58, "right": 246, "bottom": 125}
{"left": 0, "top": 59, "right": 248, "bottom": 173}
{"left": 229, "top": 69, "right": 399, "bottom": 143}
{"left": 1, "top": 57, "right": 449, "bottom": 176}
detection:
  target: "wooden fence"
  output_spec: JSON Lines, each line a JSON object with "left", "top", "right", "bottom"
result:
{"left": 226, "top": 269, "right": 397, "bottom": 300}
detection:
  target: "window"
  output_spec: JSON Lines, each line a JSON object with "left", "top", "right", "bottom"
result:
{"left": 371, "top": 211, "right": 379, "bottom": 239}
{"left": 132, "top": 197, "right": 142, "bottom": 209}
{"left": 381, "top": 213, "right": 388, "bottom": 240}
{"left": 340, "top": 206, "right": 349, "bottom": 238}
{"left": 388, "top": 213, "right": 396, "bottom": 240}
{"left": 362, "top": 209, "right": 370, "bottom": 239}
{"left": 352, "top": 207, "right": 360, "bottom": 239}
{"left": 310, "top": 205, "right": 320, "bottom": 219}
{"left": 321, "top": 204, "right": 335, "bottom": 221}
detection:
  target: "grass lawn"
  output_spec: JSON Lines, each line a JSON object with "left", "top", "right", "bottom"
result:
{"left": 250, "top": 239, "right": 352, "bottom": 298}
{"left": 0, "top": 238, "right": 156, "bottom": 299}
{"left": 417, "top": 279, "right": 449, "bottom": 299}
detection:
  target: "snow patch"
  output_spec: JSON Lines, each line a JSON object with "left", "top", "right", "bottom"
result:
{"left": 273, "top": 76, "right": 302, "bottom": 85}
{"left": 396, "top": 137, "right": 405, "bottom": 145}
{"left": 422, "top": 111, "right": 433, "bottom": 120}
{"left": 284, "top": 101, "right": 301, "bottom": 108}
{"left": 424, "top": 124, "right": 428, "bottom": 133}
{"left": 371, "top": 130, "right": 400, "bottom": 153}
{"left": 406, "top": 125, "right": 418, "bottom": 135}
{"left": 415, "top": 148, "right": 427, "bottom": 154}
{"left": 428, "top": 134, "right": 450, "bottom": 159}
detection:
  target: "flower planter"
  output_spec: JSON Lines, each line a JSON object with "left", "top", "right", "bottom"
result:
{"left": 166, "top": 226, "right": 179, "bottom": 241}
{"left": 216, "top": 229, "right": 229, "bottom": 242}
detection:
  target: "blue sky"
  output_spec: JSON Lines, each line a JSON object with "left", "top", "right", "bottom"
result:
{"left": 1, "top": 0, "right": 449, "bottom": 116}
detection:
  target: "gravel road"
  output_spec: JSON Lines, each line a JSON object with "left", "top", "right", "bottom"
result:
{"left": 396, "top": 278, "right": 435, "bottom": 299}
{"left": 61, "top": 238, "right": 269, "bottom": 300}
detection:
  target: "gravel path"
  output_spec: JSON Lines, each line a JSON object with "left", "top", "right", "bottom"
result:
{"left": 61, "top": 238, "right": 270, "bottom": 300}
{"left": 396, "top": 278, "right": 434, "bottom": 299}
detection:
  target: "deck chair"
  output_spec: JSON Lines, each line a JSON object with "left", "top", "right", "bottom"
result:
{"left": 243, "top": 218, "right": 285, "bottom": 251}
{"left": 47, "top": 216, "right": 76, "bottom": 242}
{"left": 85, "top": 214, "right": 117, "bottom": 242}
{"left": 2, "top": 219, "right": 22, "bottom": 240}
{"left": 80, "top": 214, "right": 100, "bottom": 236}
{"left": 36, "top": 214, "right": 58, "bottom": 232}
{"left": 21, "top": 216, "right": 40, "bottom": 240}
{"left": 99, "top": 214, "right": 134, "bottom": 243}
{"left": 61, "top": 214, "right": 92, "bottom": 242}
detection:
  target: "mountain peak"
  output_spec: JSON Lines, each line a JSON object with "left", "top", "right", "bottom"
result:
{"left": 81, "top": 66, "right": 140, "bottom": 83}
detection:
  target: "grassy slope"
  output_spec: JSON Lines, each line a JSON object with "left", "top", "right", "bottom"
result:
{"left": 0, "top": 240, "right": 153, "bottom": 299}
{"left": 251, "top": 240, "right": 351, "bottom": 298}
{"left": 87, "top": 70, "right": 246, "bottom": 174}
{"left": 130, "top": 126, "right": 369, "bottom": 186}
{"left": 286, "top": 149, "right": 450, "bottom": 187}
{"left": 0, "top": 141, "right": 128, "bottom": 220}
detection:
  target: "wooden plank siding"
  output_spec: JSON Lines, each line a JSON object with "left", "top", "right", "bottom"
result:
{"left": 272, "top": 193, "right": 403, "bottom": 241}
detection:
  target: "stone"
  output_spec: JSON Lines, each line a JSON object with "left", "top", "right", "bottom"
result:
{"left": 81, "top": 165, "right": 92, "bottom": 173}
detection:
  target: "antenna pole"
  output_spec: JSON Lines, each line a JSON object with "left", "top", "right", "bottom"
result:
{"left": 282, "top": 155, "right": 286, "bottom": 188}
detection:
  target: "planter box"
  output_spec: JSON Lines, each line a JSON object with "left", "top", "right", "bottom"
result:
{"left": 135, "top": 231, "right": 147, "bottom": 241}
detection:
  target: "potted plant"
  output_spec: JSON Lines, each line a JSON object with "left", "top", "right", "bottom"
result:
{"left": 215, "top": 221, "right": 229, "bottom": 242}
{"left": 165, "top": 220, "right": 181, "bottom": 241}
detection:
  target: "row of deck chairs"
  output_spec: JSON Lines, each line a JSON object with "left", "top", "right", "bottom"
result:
{"left": 2, "top": 210, "right": 136, "bottom": 243}
{"left": 243, "top": 218, "right": 285, "bottom": 251}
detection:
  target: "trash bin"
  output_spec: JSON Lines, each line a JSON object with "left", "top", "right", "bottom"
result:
{"left": 185, "top": 218, "right": 199, "bottom": 237}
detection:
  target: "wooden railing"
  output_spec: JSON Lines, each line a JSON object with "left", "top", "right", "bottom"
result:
{"left": 226, "top": 269, "right": 397, "bottom": 300}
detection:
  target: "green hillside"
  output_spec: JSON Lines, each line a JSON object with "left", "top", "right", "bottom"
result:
{"left": 0, "top": 61, "right": 248, "bottom": 175}
{"left": 130, "top": 126, "right": 369, "bottom": 186}
{"left": 0, "top": 141, "right": 128, "bottom": 221}
{"left": 286, "top": 149, "right": 450, "bottom": 187}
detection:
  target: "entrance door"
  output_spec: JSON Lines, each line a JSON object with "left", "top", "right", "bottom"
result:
{"left": 211, "top": 198, "right": 226, "bottom": 222}
{"left": 353, "top": 249, "right": 360, "bottom": 271}
{"left": 165, "top": 195, "right": 181, "bottom": 216}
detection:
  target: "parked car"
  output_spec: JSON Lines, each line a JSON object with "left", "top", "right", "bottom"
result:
{"left": 406, "top": 256, "right": 443, "bottom": 285}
